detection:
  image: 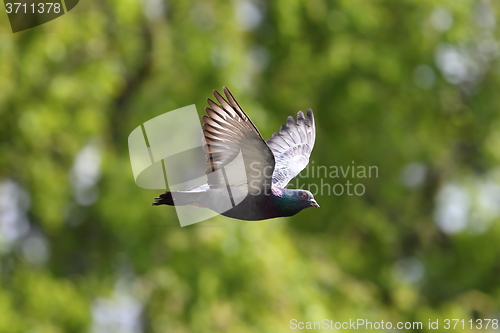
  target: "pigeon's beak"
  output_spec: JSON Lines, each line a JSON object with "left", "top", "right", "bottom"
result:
{"left": 310, "top": 199, "right": 320, "bottom": 208}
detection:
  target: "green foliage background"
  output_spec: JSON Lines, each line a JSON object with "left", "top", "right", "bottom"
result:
{"left": 1, "top": 0, "right": 500, "bottom": 332}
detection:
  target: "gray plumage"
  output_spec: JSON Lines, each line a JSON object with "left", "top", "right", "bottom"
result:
{"left": 267, "top": 109, "right": 316, "bottom": 188}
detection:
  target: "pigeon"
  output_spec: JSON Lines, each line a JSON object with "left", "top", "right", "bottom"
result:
{"left": 153, "top": 87, "right": 319, "bottom": 221}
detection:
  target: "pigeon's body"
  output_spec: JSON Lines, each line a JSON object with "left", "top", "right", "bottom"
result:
{"left": 153, "top": 87, "right": 319, "bottom": 221}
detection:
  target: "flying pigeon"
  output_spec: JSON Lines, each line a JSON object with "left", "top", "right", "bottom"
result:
{"left": 153, "top": 87, "right": 319, "bottom": 221}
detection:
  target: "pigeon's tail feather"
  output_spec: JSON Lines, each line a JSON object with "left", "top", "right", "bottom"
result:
{"left": 152, "top": 190, "right": 205, "bottom": 206}
{"left": 152, "top": 192, "right": 175, "bottom": 206}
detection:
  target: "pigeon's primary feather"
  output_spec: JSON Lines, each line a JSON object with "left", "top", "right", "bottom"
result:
{"left": 153, "top": 87, "right": 319, "bottom": 221}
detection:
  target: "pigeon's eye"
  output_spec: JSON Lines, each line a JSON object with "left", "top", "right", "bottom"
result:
{"left": 301, "top": 193, "right": 307, "bottom": 198}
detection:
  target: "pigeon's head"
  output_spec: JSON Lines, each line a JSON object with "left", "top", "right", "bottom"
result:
{"left": 283, "top": 189, "right": 320, "bottom": 211}
{"left": 271, "top": 188, "right": 320, "bottom": 217}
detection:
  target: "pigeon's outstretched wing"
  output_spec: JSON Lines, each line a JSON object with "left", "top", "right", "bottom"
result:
{"left": 202, "top": 87, "right": 275, "bottom": 196}
{"left": 266, "top": 109, "right": 316, "bottom": 188}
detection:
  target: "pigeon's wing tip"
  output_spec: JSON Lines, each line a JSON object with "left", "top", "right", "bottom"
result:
{"left": 223, "top": 87, "right": 233, "bottom": 97}
{"left": 214, "top": 87, "right": 229, "bottom": 94}
{"left": 212, "top": 89, "right": 223, "bottom": 99}
{"left": 306, "top": 108, "right": 314, "bottom": 121}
